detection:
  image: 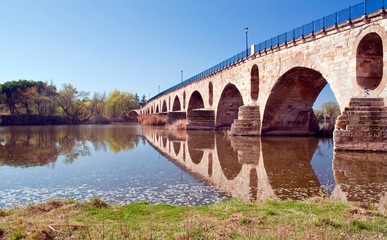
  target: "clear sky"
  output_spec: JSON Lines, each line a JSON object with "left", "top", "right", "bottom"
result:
{"left": 0, "top": 0, "right": 362, "bottom": 110}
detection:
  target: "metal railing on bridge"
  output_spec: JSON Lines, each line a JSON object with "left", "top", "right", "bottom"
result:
{"left": 148, "top": 0, "right": 385, "bottom": 103}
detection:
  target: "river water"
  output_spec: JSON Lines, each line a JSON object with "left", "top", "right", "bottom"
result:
{"left": 0, "top": 125, "right": 385, "bottom": 209}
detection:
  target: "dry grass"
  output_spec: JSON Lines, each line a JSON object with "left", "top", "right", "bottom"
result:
{"left": 0, "top": 198, "right": 386, "bottom": 239}
{"left": 167, "top": 119, "right": 186, "bottom": 130}
{"left": 138, "top": 114, "right": 167, "bottom": 126}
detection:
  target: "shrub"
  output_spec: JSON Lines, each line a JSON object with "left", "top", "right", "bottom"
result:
{"left": 94, "top": 115, "right": 112, "bottom": 124}
{"left": 167, "top": 119, "right": 186, "bottom": 130}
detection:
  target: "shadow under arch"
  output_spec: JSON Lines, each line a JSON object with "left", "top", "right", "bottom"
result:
{"left": 262, "top": 67, "right": 329, "bottom": 135}
{"left": 162, "top": 100, "right": 167, "bottom": 113}
{"left": 155, "top": 105, "right": 159, "bottom": 114}
{"left": 172, "top": 96, "right": 181, "bottom": 111}
{"left": 261, "top": 137, "right": 321, "bottom": 200}
{"left": 187, "top": 91, "right": 204, "bottom": 114}
{"left": 215, "top": 132, "right": 242, "bottom": 180}
{"left": 215, "top": 83, "right": 244, "bottom": 130}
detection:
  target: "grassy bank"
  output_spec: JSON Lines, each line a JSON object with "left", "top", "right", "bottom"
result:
{"left": 0, "top": 198, "right": 385, "bottom": 239}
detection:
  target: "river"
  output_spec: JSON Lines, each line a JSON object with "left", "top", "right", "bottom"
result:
{"left": 0, "top": 125, "right": 385, "bottom": 209}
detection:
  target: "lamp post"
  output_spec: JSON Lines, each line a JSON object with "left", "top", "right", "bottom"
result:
{"left": 245, "top": 27, "right": 248, "bottom": 58}
{"left": 181, "top": 70, "right": 183, "bottom": 83}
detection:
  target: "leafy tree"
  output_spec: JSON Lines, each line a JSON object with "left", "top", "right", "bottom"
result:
{"left": 35, "top": 82, "right": 58, "bottom": 116}
{"left": 321, "top": 101, "right": 341, "bottom": 123}
{"left": 0, "top": 84, "right": 8, "bottom": 114}
{"left": 1, "top": 80, "right": 43, "bottom": 115}
{"left": 58, "top": 84, "right": 94, "bottom": 123}
{"left": 91, "top": 92, "right": 106, "bottom": 117}
{"left": 105, "top": 89, "right": 138, "bottom": 118}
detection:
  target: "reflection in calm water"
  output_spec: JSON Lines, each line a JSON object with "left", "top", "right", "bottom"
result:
{"left": 0, "top": 125, "right": 385, "bottom": 209}
{"left": 143, "top": 128, "right": 386, "bottom": 209}
{"left": 332, "top": 151, "right": 387, "bottom": 208}
{"left": 0, "top": 125, "right": 226, "bottom": 207}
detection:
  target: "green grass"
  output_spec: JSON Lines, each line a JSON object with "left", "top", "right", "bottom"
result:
{"left": 0, "top": 198, "right": 385, "bottom": 239}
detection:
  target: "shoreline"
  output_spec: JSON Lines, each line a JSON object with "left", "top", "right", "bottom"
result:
{"left": 0, "top": 198, "right": 385, "bottom": 239}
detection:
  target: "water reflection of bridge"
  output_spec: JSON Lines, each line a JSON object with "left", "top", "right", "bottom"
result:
{"left": 143, "top": 128, "right": 386, "bottom": 209}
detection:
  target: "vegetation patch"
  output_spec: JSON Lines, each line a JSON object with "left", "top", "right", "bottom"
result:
{"left": 0, "top": 198, "right": 385, "bottom": 239}
{"left": 138, "top": 114, "right": 167, "bottom": 126}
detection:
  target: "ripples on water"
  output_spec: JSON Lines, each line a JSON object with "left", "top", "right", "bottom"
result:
{"left": 0, "top": 125, "right": 385, "bottom": 209}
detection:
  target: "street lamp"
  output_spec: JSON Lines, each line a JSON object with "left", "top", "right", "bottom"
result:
{"left": 245, "top": 27, "right": 248, "bottom": 58}
{"left": 181, "top": 70, "right": 183, "bottom": 83}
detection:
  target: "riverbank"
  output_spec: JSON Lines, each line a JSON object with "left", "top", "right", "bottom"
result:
{"left": 0, "top": 198, "right": 385, "bottom": 239}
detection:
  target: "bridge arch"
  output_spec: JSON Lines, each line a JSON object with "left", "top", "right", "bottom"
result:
{"left": 155, "top": 105, "right": 159, "bottom": 114}
{"left": 251, "top": 65, "right": 259, "bottom": 101}
{"left": 187, "top": 91, "right": 205, "bottom": 114}
{"left": 262, "top": 67, "right": 328, "bottom": 135}
{"left": 172, "top": 96, "right": 181, "bottom": 111}
{"left": 215, "top": 83, "right": 244, "bottom": 129}
{"left": 162, "top": 100, "right": 167, "bottom": 112}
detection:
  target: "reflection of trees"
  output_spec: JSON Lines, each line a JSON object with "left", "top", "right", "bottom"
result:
{"left": 314, "top": 138, "right": 333, "bottom": 158}
{"left": 0, "top": 126, "right": 141, "bottom": 167}
{"left": 0, "top": 127, "right": 59, "bottom": 167}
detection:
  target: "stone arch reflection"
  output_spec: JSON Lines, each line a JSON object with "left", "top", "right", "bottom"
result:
{"left": 173, "top": 141, "right": 180, "bottom": 156}
{"left": 187, "top": 131, "right": 215, "bottom": 164}
{"left": 216, "top": 132, "right": 242, "bottom": 180}
{"left": 143, "top": 129, "right": 383, "bottom": 204}
{"left": 261, "top": 137, "right": 321, "bottom": 200}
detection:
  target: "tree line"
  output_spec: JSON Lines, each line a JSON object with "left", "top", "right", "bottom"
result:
{"left": 0, "top": 80, "right": 147, "bottom": 124}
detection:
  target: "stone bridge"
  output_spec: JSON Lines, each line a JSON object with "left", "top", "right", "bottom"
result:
{"left": 141, "top": 2, "right": 387, "bottom": 152}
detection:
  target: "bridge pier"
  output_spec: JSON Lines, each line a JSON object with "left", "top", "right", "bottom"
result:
{"left": 166, "top": 111, "right": 186, "bottom": 125}
{"left": 334, "top": 97, "right": 387, "bottom": 152}
{"left": 186, "top": 109, "right": 215, "bottom": 130}
{"left": 230, "top": 105, "right": 261, "bottom": 136}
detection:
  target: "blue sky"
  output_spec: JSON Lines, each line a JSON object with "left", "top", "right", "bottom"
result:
{"left": 0, "top": 0, "right": 362, "bottom": 110}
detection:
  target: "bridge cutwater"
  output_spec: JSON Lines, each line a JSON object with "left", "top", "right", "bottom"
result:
{"left": 137, "top": 0, "right": 387, "bottom": 152}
